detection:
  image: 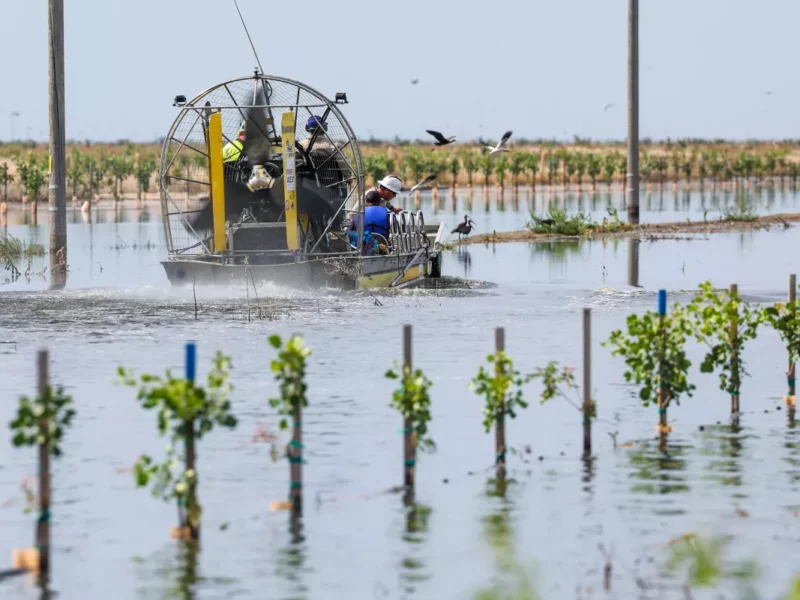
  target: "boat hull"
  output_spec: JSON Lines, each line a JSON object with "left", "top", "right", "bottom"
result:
{"left": 161, "top": 250, "right": 440, "bottom": 291}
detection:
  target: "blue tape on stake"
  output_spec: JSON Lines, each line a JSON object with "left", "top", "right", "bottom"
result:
{"left": 186, "top": 342, "right": 196, "bottom": 383}
{"left": 658, "top": 290, "right": 667, "bottom": 317}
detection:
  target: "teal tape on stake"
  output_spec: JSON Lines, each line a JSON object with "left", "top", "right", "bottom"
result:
{"left": 404, "top": 459, "right": 416, "bottom": 467}
{"left": 289, "top": 440, "right": 303, "bottom": 449}
{"left": 290, "top": 481, "right": 302, "bottom": 488}
{"left": 38, "top": 509, "right": 51, "bottom": 523}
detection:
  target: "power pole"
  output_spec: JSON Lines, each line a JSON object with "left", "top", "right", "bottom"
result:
{"left": 626, "top": 0, "right": 640, "bottom": 225}
{"left": 48, "top": 0, "right": 67, "bottom": 289}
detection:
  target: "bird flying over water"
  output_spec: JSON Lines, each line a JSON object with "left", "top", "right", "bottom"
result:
{"left": 603, "top": 103, "right": 614, "bottom": 111}
{"left": 426, "top": 130, "right": 456, "bottom": 146}
{"left": 484, "top": 130, "right": 512, "bottom": 155}
{"left": 409, "top": 174, "right": 437, "bottom": 192}
{"left": 411, "top": 78, "right": 419, "bottom": 85}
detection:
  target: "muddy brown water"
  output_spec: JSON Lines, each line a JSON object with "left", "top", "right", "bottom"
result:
{"left": 2, "top": 188, "right": 800, "bottom": 599}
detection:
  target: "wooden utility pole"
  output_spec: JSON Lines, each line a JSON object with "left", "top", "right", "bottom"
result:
{"left": 626, "top": 0, "right": 640, "bottom": 225}
{"left": 627, "top": 238, "right": 639, "bottom": 287}
{"left": 48, "top": 0, "right": 67, "bottom": 290}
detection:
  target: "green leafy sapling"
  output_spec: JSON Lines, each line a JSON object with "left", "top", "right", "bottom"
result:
{"left": 267, "top": 334, "right": 310, "bottom": 430}
{"left": 470, "top": 350, "right": 532, "bottom": 433}
{"left": 605, "top": 304, "right": 695, "bottom": 409}
{"left": 684, "top": 281, "right": 761, "bottom": 396}
{"left": 386, "top": 363, "right": 435, "bottom": 453}
{"left": 529, "top": 361, "right": 596, "bottom": 421}
{"left": 10, "top": 385, "right": 76, "bottom": 457}
{"left": 761, "top": 290, "right": 800, "bottom": 396}
{"left": 116, "top": 351, "right": 236, "bottom": 533}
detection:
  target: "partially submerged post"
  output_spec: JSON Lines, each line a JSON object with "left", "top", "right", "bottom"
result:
{"left": 10, "top": 349, "right": 75, "bottom": 579}
{"left": 48, "top": 0, "right": 67, "bottom": 290}
{"left": 495, "top": 327, "right": 506, "bottom": 476}
{"left": 36, "top": 350, "right": 51, "bottom": 577}
{"left": 182, "top": 342, "right": 199, "bottom": 540}
{"left": 729, "top": 283, "right": 740, "bottom": 415}
{"left": 626, "top": 0, "right": 640, "bottom": 225}
{"left": 403, "top": 325, "right": 415, "bottom": 498}
{"left": 657, "top": 289, "right": 670, "bottom": 448}
{"left": 626, "top": 238, "right": 639, "bottom": 287}
{"left": 582, "top": 309, "right": 592, "bottom": 456}
{"left": 266, "top": 334, "right": 310, "bottom": 513}
{"left": 288, "top": 383, "right": 303, "bottom": 517}
{"left": 787, "top": 274, "right": 796, "bottom": 410}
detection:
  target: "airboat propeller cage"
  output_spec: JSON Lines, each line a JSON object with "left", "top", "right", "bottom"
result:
{"left": 158, "top": 73, "right": 365, "bottom": 257}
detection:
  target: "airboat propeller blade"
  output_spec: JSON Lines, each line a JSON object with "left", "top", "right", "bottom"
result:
{"left": 185, "top": 174, "right": 261, "bottom": 232}
{"left": 242, "top": 87, "right": 273, "bottom": 166}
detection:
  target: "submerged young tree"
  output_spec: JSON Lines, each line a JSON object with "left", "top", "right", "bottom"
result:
{"left": 684, "top": 281, "right": 761, "bottom": 407}
{"left": 385, "top": 361, "right": 435, "bottom": 453}
{"left": 117, "top": 351, "right": 237, "bottom": 539}
{"left": 0, "top": 162, "right": 14, "bottom": 204}
{"left": 604, "top": 303, "right": 695, "bottom": 413}
{"left": 585, "top": 152, "right": 602, "bottom": 191}
{"left": 470, "top": 343, "right": 533, "bottom": 470}
{"left": 458, "top": 148, "right": 479, "bottom": 188}
{"left": 761, "top": 289, "right": 800, "bottom": 400}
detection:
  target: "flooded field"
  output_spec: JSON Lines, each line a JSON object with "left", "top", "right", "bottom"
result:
{"left": 2, "top": 188, "right": 800, "bottom": 599}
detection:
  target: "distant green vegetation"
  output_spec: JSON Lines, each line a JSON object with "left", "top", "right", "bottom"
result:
{"left": 1, "top": 140, "right": 799, "bottom": 200}
{"left": 526, "top": 207, "right": 634, "bottom": 236}
{"left": 722, "top": 192, "right": 758, "bottom": 222}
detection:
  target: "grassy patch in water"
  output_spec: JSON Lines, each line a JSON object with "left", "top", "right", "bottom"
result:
{"left": 0, "top": 234, "right": 45, "bottom": 261}
{"left": 722, "top": 193, "right": 758, "bottom": 222}
{"left": 527, "top": 207, "right": 592, "bottom": 235}
{"left": 527, "top": 207, "right": 634, "bottom": 236}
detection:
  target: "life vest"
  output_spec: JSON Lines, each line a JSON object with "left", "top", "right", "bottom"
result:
{"left": 364, "top": 205, "right": 389, "bottom": 237}
{"left": 348, "top": 231, "right": 379, "bottom": 255}
{"left": 222, "top": 139, "right": 244, "bottom": 163}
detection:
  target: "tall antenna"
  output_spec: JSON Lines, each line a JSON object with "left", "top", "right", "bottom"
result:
{"left": 232, "top": 0, "right": 264, "bottom": 75}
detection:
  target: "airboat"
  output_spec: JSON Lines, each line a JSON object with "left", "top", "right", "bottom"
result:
{"left": 158, "top": 71, "right": 445, "bottom": 290}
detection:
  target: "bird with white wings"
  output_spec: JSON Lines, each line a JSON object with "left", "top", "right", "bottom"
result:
{"left": 483, "top": 130, "right": 513, "bottom": 156}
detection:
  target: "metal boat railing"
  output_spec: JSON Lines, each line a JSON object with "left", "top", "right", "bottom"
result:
{"left": 389, "top": 211, "right": 428, "bottom": 255}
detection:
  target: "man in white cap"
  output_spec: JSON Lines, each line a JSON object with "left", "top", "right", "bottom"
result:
{"left": 372, "top": 175, "right": 403, "bottom": 214}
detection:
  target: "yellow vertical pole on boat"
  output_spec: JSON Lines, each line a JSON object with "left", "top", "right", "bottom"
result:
{"left": 281, "top": 111, "right": 299, "bottom": 251}
{"left": 208, "top": 111, "right": 226, "bottom": 252}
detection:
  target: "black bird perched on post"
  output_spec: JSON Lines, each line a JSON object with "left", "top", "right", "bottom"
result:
{"left": 426, "top": 130, "right": 456, "bottom": 146}
{"left": 452, "top": 215, "right": 476, "bottom": 243}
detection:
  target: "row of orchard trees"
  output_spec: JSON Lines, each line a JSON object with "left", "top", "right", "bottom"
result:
{"left": 363, "top": 146, "right": 800, "bottom": 190}
{"left": 0, "top": 145, "right": 175, "bottom": 204}
{"left": 2, "top": 143, "right": 799, "bottom": 204}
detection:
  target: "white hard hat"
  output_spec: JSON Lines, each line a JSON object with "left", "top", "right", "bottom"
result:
{"left": 377, "top": 175, "right": 402, "bottom": 194}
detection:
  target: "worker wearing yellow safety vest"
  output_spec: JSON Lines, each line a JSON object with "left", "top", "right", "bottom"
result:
{"left": 222, "top": 121, "right": 246, "bottom": 163}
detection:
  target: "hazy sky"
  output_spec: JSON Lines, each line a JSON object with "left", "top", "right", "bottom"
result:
{"left": 1, "top": 0, "right": 798, "bottom": 143}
